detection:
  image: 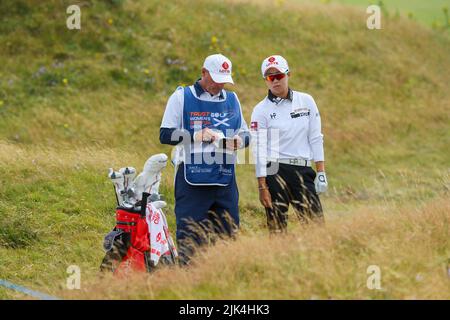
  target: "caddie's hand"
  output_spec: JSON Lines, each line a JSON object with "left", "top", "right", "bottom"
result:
{"left": 225, "top": 135, "right": 243, "bottom": 151}
{"left": 314, "top": 171, "right": 328, "bottom": 194}
{"left": 194, "top": 128, "right": 219, "bottom": 143}
{"left": 259, "top": 187, "right": 273, "bottom": 209}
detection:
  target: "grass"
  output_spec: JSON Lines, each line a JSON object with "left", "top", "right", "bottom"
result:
{"left": 44, "top": 197, "right": 450, "bottom": 299}
{"left": 294, "top": 0, "right": 450, "bottom": 29}
{"left": 0, "top": 0, "right": 449, "bottom": 299}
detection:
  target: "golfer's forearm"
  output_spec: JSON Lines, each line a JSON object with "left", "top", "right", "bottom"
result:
{"left": 257, "top": 177, "right": 268, "bottom": 188}
{"left": 315, "top": 161, "right": 325, "bottom": 172}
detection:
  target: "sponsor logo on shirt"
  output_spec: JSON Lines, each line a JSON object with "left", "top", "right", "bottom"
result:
{"left": 219, "top": 165, "right": 233, "bottom": 174}
{"left": 190, "top": 112, "right": 210, "bottom": 117}
{"left": 190, "top": 121, "right": 212, "bottom": 129}
{"left": 251, "top": 121, "right": 258, "bottom": 131}
{"left": 290, "top": 108, "right": 310, "bottom": 118}
{"left": 189, "top": 111, "right": 211, "bottom": 126}
{"left": 210, "top": 112, "right": 228, "bottom": 118}
{"left": 189, "top": 111, "right": 234, "bottom": 129}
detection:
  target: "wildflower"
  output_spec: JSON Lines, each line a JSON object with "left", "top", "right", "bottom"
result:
{"left": 107, "top": 18, "right": 114, "bottom": 25}
{"left": 62, "top": 78, "right": 68, "bottom": 85}
{"left": 211, "top": 36, "right": 218, "bottom": 44}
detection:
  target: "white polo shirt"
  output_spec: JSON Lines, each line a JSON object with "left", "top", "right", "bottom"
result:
{"left": 250, "top": 89, "right": 324, "bottom": 177}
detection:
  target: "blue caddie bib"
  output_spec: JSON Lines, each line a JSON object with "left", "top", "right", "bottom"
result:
{"left": 182, "top": 86, "right": 241, "bottom": 186}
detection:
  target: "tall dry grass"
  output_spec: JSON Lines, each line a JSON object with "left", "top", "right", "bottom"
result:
{"left": 54, "top": 196, "right": 450, "bottom": 300}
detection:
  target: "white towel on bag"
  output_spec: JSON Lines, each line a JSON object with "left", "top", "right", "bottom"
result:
{"left": 145, "top": 202, "right": 177, "bottom": 265}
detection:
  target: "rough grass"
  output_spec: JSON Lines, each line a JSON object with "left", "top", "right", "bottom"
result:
{"left": 0, "top": 0, "right": 449, "bottom": 299}
{"left": 44, "top": 197, "right": 450, "bottom": 299}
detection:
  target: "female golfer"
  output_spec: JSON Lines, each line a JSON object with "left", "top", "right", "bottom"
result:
{"left": 250, "top": 55, "right": 327, "bottom": 232}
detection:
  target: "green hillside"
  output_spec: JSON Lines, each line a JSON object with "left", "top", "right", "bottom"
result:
{"left": 0, "top": 0, "right": 449, "bottom": 299}
{"left": 327, "top": 0, "right": 450, "bottom": 28}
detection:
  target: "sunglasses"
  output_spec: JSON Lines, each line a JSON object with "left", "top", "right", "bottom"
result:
{"left": 265, "top": 73, "right": 287, "bottom": 82}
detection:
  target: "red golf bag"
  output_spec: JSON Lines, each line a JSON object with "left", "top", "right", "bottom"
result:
{"left": 100, "top": 193, "right": 176, "bottom": 275}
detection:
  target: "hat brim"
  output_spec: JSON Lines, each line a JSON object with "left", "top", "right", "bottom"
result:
{"left": 262, "top": 67, "right": 289, "bottom": 77}
{"left": 209, "top": 72, "right": 234, "bottom": 84}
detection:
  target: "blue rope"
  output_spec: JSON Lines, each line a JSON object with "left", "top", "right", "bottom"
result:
{"left": 0, "top": 279, "right": 60, "bottom": 300}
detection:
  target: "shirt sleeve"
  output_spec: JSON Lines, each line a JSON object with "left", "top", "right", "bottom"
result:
{"left": 306, "top": 94, "right": 325, "bottom": 162}
{"left": 250, "top": 105, "right": 269, "bottom": 177}
{"left": 234, "top": 93, "right": 251, "bottom": 148}
{"left": 160, "top": 88, "right": 194, "bottom": 146}
{"left": 160, "top": 127, "right": 194, "bottom": 145}
{"left": 160, "top": 88, "right": 183, "bottom": 129}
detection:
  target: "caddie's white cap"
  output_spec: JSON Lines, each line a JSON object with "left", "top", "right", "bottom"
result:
{"left": 203, "top": 54, "right": 234, "bottom": 84}
{"left": 261, "top": 55, "right": 289, "bottom": 77}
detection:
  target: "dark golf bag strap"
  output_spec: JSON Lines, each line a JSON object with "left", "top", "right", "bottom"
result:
{"left": 99, "top": 229, "right": 130, "bottom": 272}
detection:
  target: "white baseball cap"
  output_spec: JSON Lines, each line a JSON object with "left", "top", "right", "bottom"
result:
{"left": 203, "top": 54, "right": 234, "bottom": 84}
{"left": 261, "top": 55, "right": 289, "bottom": 77}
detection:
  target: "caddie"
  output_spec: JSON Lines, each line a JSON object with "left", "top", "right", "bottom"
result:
{"left": 250, "top": 55, "right": 327, "bottom": 232}
{"left": 159, "top": 54, "right": 250, "bottom": 264}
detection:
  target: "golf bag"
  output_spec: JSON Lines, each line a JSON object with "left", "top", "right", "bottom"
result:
{"left": 100, "top": 154, "right": 178, "bottom": 274}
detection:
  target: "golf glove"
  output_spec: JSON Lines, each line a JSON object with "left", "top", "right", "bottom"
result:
{"left": 315, "top": 171, "right": 328, "bottom": 194}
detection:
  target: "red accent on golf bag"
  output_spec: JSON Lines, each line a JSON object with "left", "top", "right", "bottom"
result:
{"left": 114, "top": 209, "right": 150, "bottom": 275}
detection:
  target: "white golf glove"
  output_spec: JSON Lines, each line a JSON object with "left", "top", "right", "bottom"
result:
{"left": 315, "top": 171, "right": 328, "bottom": 194}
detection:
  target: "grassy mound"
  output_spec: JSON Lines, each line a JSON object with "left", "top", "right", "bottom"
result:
{"left": 0, "top": 0, "right": 449, "bottom": 299}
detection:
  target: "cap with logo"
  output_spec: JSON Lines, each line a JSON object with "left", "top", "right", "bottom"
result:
{"left": 203, "top": 54, "right": 234, "bottom": 84}
{"left": 261, "top": 55, "right": 289, "bottom": 77}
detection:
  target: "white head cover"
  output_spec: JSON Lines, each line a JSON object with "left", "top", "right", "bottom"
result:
{"left": 131, "top": 153, "right": 168, "bottom": 201}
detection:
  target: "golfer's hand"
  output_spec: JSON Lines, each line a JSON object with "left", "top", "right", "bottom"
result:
{"left": 259, "top": 188, "right": 272, "bottom": 209}
{"left": 194, "top": 128, "right": 219, "bottom": 143}
{"left": 225, "top": 135, "right": 243, "bottom": 151}
{"left": 314, "top": 171, "right": 328, "bottom": 194}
